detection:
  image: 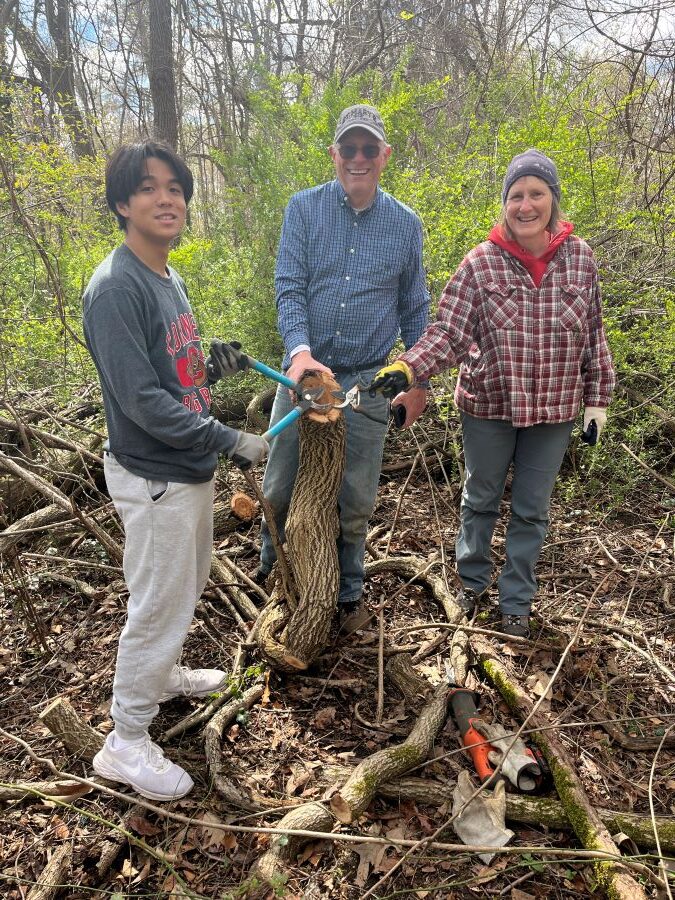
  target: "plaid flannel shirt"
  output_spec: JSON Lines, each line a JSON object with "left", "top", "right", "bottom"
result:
{"left": 275, "top": 180, "right": 429, "bottom": 370}
{"left": 400, "top": 235, "right": 616, "bottom": 427}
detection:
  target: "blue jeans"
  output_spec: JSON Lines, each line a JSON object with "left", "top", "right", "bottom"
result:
{"left": 260, "top": 368, "right": 388, "bottom": 604}
{"left": 456, "top": 413, "right": 574, "bottom": 615}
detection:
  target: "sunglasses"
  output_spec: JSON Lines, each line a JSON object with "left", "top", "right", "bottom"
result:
{"left": 338, "top": 143, "right": 381, "bottom": 160}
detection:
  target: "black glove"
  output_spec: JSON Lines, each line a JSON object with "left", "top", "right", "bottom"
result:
{"left": 206, "top": 340, "right": 246, "bottom": 383}
{"left": 229, "top": 432, "right": 269, "bottom": 470}
{"left": 366, "top": 361, "right": 413, "bottom": 399}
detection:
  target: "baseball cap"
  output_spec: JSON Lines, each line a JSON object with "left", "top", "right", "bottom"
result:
{"left": 334, "top": 105, "right": 387, "bottom": 144}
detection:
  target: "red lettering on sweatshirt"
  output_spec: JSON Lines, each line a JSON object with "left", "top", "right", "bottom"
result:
{"left": 165, "top": 313, "right": 202, "bottom": 357}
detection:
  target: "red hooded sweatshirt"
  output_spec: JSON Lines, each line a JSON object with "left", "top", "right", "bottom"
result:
{"left": 488, "top": 221, "right": 574, "bottom": 287}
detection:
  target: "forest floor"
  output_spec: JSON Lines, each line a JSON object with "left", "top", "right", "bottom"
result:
{"left": 1, "top": 407, "right": 674, "bottom": 899}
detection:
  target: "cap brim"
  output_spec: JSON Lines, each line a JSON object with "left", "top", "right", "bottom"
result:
{"left": 334, "top": 123, "right": 386, "bottom": 144}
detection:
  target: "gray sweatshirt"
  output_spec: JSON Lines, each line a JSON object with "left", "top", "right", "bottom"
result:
{"left": 83, "top": 243, "right": 238, "bottom": 482}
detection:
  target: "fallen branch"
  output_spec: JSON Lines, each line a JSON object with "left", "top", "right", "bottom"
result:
{"left": 204, "top": 682, "right": 266, "bottom": 811}
{"left": 0, "top": 451, "right": 123, "bottom": 563}
{"left": 330, "top": 681, "right": 449, "bottom": 823}
{"left": 620, "top": 442, "right": 675, "bottom": 493}
{"left": 473, "top": 634, "right": 648, "bottom": 900}
{"left": 0, "top": 727, "right": 667, "bottom": 894}
{"left": 0, "top": 503, "right": 70, "bottom": 555}
{"left": 27, "top": 842, "right": 72, "bottom": 900}
{"left": 209, "top": 555, "right": 258, "bottom": 621}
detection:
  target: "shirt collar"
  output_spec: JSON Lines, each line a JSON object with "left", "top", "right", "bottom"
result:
{"left": 333, "top": 179, "right": 380, "bottom": 213}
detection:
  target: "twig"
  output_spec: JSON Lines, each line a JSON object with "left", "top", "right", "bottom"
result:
{"left": 0, "top": 728, "right": 667, "bottom": 892}
{"left": 243, "top": 469, "right": 298, "bottom": 609}
{"left": 649, "top": 723, "right": 675, "bottom": 900}
{"left": 383, "top": 452, "right": 420, "bottom": 558}
{"left": 620, "top": 515, "right": 670, "bottom": 621}
{"left": 376, "top": 600, "right": 385, "bottom": 724}
{"left": 620, "top": 442, "right": 675, "bottom": 493}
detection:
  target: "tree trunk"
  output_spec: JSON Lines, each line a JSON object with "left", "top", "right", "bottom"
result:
{"left": 147, "top": 0, "right": 178, "bottom": 147}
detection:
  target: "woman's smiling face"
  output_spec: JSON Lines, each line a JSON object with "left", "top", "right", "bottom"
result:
{"left": 504, "top": 175, "right": 553, "bottom": 250}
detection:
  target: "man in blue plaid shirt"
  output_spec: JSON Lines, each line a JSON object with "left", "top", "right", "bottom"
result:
{"left": 258, "top": 104, "right": 430, "bottom": 620}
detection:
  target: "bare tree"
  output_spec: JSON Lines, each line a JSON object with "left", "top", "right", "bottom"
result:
{"left": 147, "top": 0, "right": 179, "bottom": 146}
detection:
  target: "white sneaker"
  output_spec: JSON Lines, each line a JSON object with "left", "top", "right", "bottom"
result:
{"left": 158, "top": 665, "right": 228, "bottom": 702}
{"left": 93, "top": 733, "right": 194, "bottom": 801}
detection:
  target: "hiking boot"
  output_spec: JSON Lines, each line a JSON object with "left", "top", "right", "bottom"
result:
{"left": 500, "top": 614, "right": 531, "bottom": 639}
{"left": 456, "top": 587, "right": 485, "bottom": 617}
{"left": 338, "top": 599, "right": 370, "bottom": 634}
{"left": 93, "top": 733, "right": 194, "bottom": 801}
{"left": 159, "top": 665, "right": 227, "bottom": 702}
{"left": 252, "top": 565, "right": 271, "bottom": 586}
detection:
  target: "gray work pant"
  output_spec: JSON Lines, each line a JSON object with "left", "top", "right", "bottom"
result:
{"left": 104, "top": 453, "right": 214, "bottom": 740}
{"left": 456, "top": 413, "right": 574, "bottom": 615}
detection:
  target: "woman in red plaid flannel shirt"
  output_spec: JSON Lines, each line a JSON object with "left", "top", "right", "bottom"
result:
{"left": 369, "top": 149, "right": 616, "bottom": 638}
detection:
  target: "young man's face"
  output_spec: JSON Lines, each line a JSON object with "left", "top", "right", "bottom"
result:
{"left": 116, "top": 157, "right": 187, "bottom": 246}
{"left": 329, "top": 127, "right": 391, "bottom": 203}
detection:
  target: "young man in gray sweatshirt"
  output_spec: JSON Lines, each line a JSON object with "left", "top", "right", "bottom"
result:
{"left": 83, "top": 141, "right": 267, "bottom": 800}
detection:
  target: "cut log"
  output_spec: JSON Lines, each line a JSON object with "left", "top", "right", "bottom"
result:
{"left": 256, "top": 372, "right": 345, "bottom": 671}
{"left": 213, "top": 492, "right": 258, "bottom": 538}
{"left": 38, "top": 697, "right": 104, "bottom": 762}
{"left": 473, "top": 635, "right": 648, "bottom": 900}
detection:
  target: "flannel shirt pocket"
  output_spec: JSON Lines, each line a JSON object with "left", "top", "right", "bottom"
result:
{"left": 485, "top": 283, "right": 518, "bottom": 329}
{"left": 560, "top": 284, "right": 589, "bottom": 333}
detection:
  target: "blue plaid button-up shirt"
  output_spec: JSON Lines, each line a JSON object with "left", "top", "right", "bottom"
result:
{"left": 275, "top": 179, "right": 429, "bottom": 370}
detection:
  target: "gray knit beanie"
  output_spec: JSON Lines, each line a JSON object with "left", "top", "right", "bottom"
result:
{"left": 502, "top": 149, "right": 560, "bottom": 203}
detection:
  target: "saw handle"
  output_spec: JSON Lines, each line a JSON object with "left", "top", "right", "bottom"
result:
{"left": 449, "top": 689, "right": 498, "bottom": 785}
{"left": 462, "top": 722, "right": 498, "bottom": 784}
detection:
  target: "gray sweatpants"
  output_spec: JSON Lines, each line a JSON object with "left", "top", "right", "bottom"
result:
{"left": 456, "top": 413, "right": 574, "bottom": 615}
{"left": 104, "top": 453, "right": 214, "bottom": 740}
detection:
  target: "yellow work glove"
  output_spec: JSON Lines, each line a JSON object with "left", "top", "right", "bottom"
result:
{"left": 367, "top": 360, "right": 414, "bottom": 399}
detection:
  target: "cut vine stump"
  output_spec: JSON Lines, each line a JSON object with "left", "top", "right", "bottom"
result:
{"left": 255, "top": 372, "right": 345, "bottom": 671}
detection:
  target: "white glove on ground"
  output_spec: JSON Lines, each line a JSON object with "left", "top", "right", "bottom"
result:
{"left": 452, "top": 770, "right": 514, "bottom": 863}
{"left": 473, "top": 721, "right": 540, "bottom": 792}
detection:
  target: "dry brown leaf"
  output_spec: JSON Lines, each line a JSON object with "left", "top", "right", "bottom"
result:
{"left": 190, "top": 812, "right": 237, "bottom": 852}
{"left": 312, "top": 706, "right": 337, "bottom": 729}
{"left": 353, "top": 841, "right": 387, "bottom": 887}
{"left": 128, "top": 816, "right": 162, "bottom": 837}
{"left": 121, "top": 858, "right": 139, "bottom": 877}
{"left": 525, "top": 671, "right": 553, "bottom": 700}
{"left": 511, "top": 889, "right": 536, "bottom": 900}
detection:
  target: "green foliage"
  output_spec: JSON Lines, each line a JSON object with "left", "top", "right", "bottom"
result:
{"left": 2, "top": 70, "right": 674, "bottom": 505}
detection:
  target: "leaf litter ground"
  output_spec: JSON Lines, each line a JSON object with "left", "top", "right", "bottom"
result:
{"left": 1, "top": 413, "right": 673, "bottom": 899}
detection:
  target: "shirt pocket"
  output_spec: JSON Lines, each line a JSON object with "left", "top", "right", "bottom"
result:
{"left": 485, "top": 282, "right": 519, "bottom": 330}
{"left": 559, "top": 284, "right": 589, "bottom": 333}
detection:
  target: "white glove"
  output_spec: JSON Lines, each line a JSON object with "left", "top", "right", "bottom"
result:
{"left": 583, "top": 406, "right": 607, "bottom": 442}
{"left": 473, "top": 721, "right": 540, "bottom": 793}
{"left": 229, "top": 432, "right": 269, "bottom": 470}
{"left": 452, "top": 770, "right": 514, "bottom": 863}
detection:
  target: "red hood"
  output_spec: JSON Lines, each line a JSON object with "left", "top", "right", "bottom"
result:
{"left": 488, "top": 221, "right": 574, "bottom": 286}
